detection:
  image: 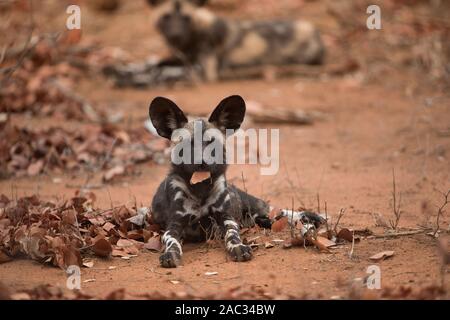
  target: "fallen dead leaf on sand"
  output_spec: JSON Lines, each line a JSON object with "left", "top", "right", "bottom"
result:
{"left": 370, "top": 250, "right": 395, "bottom": 262}
{"left": 144, "top": 236, "right": 161, "bottom": 252}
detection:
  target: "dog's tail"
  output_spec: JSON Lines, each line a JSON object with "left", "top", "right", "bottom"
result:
{"left": 229, "top": 186, "right": 272, "bottom": 228}
{"left": 229, "top": 185, "right": 326, "bottom": 229}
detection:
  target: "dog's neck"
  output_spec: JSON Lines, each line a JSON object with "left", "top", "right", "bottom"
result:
{"left": 169, "top": 166, "right": 227, "bottom": 200}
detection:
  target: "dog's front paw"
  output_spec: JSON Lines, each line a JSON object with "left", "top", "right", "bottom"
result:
{"left": 229, "top": 244, "right": 253, "bottom": 262}
{"left": 160, "top": 251, "right": 182, "bottom": 268}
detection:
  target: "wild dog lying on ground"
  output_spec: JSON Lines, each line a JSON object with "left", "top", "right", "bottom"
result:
{"left": 148, "top": 0, "right": 325, "bottom": 81}
{"left": 149, "top": 95, "right": 324, "bottom": 267}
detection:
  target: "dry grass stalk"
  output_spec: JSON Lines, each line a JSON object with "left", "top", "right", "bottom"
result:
{"left": 389, "top": 169, "right": 402, "bottom": 231}
{"left": 433, "top": 189, "right": 450, "bottom": 237}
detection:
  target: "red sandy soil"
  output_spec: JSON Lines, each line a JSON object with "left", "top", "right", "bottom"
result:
{"left": 0, "top": 0, "right": 449, "bottom": 299}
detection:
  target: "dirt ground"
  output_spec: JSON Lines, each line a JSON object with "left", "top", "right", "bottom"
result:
{"left": 0, "top": 0, "right": 449, "bottom": 299}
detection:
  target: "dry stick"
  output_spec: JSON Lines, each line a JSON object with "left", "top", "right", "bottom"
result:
{"left": 324, "top": 201, "right": 330, "bottom": 235}
{"left": 389, "top": 168, "right": 402, "bottom": 231}
{"left": 348, "top": 230, "right": 355, "bottom": 259}
{"left": 106, "top": 187, "right": 114, "bottom": 210}
{"left": 290, "top": 198, "right": 295, "bottom": 239}
{"left": 316, "top": 193, "right": 321, "bottom": 213}
{"left": 71, "top": 205, "right": 86, "bottom": 246}
{"left": 0, "top": 0, "right": 34, "bottom": 78}
{"left": 367, "top": 229, "right": 431, "bottom": 239}
{"left": 333, "top": 208, "right": 346, "bottom": 235}
{"left": 433, "top": 189, "right": 450, "bottom": 237}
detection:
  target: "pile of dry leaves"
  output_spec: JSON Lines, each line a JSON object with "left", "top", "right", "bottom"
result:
{"left": 0, "top": 122, "right": 168, "bottom": 180}
{"left": 0, "top": 281, "right": 446, "bottom": 300}
{"left": 0, "top": 192, "right": 161, "bottom": 269}
{"left": 0, "top": 34, "right": 122, "bottom": 121}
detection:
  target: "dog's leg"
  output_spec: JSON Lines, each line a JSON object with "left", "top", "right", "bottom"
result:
{"left": 160, "top": 220, "right": 184, "bottom": 268}
{"left": 220, "top": 215, "right": 252, "bottom": 262}
{"left": 201, "top": 54, "right": 219, "bottom": 82}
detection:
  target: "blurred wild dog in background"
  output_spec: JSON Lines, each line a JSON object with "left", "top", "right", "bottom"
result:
{"left": 148, "top": 0, "right": 325, "bottom": 81}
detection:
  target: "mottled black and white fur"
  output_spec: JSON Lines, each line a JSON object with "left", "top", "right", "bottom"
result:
{"left": 149, "top": 0, "right": 325, "bottom": 81}
{"left": 149, "top": 95, "right": 274, "bottom": 267}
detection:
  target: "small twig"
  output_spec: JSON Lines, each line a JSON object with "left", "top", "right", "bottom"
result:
{"left": 333, "top": 208, "right": 346, "bottom": 235}
{"left": 0, "top": 0, "right": 35, "bottom": 82}
{"left": 324, "top": 201, "right": 330, "bottom": 234}
{"left": 290, "top": 198, "right": 295, "bottom": 238}
{"left": 316, "top": 193, "right": 321, "bottom": 213}
{"left": 367, "top": 229, "right": 431, "bottom": 239}
{"left": 433, "top": 189, "right": 450, "bottom": 237}
{"left": 106, "top": 187, "right": 114, "bottom": 210}
{"left": 348, "top": 230, "right": 355, "bottom": 259}
{"left": 389, "top": 168, "right": 402, "bottom": 231}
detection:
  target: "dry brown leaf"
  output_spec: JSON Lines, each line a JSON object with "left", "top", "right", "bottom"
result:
{"left": 337, "top": 228, "right": 360, "bottom": 243}
{"left": 126, "top": 230, "right": 144, "bottom": 241}
{"left": 306, "top": 236, "right": 333, "bottom": 253}
{"left": 27, "top": 160, "right": 44, "bottom": 176}
{"left": 116, "top": 239, "right": 134, "bottom": 248}
{"left": 62, "top": 210, "right": 77, "bottom": 225}
{"left": 370, "top": 250, "right": 395, "bottom": 262}
{"left": 271, "top": 216, "right": 288, "bottom": 232}
{"left": 144, "top": 236, "right": 161, "bottom": 252}
{"left": 111, "top": 249, "right": 129, "bottom": 257}
{"left": 264, "top": 242, "right": 274, "bottom": 249}
{"left": 82, "top": 259, "right": 94, "bottom": 268}
{"left": 92, "top": 237, "right": 112, "bottom": 257}
{"left": 88, "top": 216, "right": 106, "bottom": 226}
{"left": 103, "top": 165, "right": 125, "bottom": 182}
{"left": 316, "top": 236, "right": 337, "bottom": 248}
{"left": 102, "top": 222, "right": 116, "bottom": 232}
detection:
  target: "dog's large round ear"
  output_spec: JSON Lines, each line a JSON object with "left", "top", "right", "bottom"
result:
{"left": 208, "top": 95, "right": 246, "bottom": 133}
{"left": 149, "top": 97, "right": 188, "bottom": 139}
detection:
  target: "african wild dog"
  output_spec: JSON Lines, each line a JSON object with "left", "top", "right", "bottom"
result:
{"left": 148, "top": 0, "right": 325, "bottom": 81}
{"left": 149, "top": 95, "right": 324, "bottom": 267}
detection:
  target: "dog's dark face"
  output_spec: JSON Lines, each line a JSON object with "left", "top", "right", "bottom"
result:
{"left": 149, "top": 95, "right": 245, "bottom": 180}
{"left": 149, "top": 1, "right": 209, "bottom": 50}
